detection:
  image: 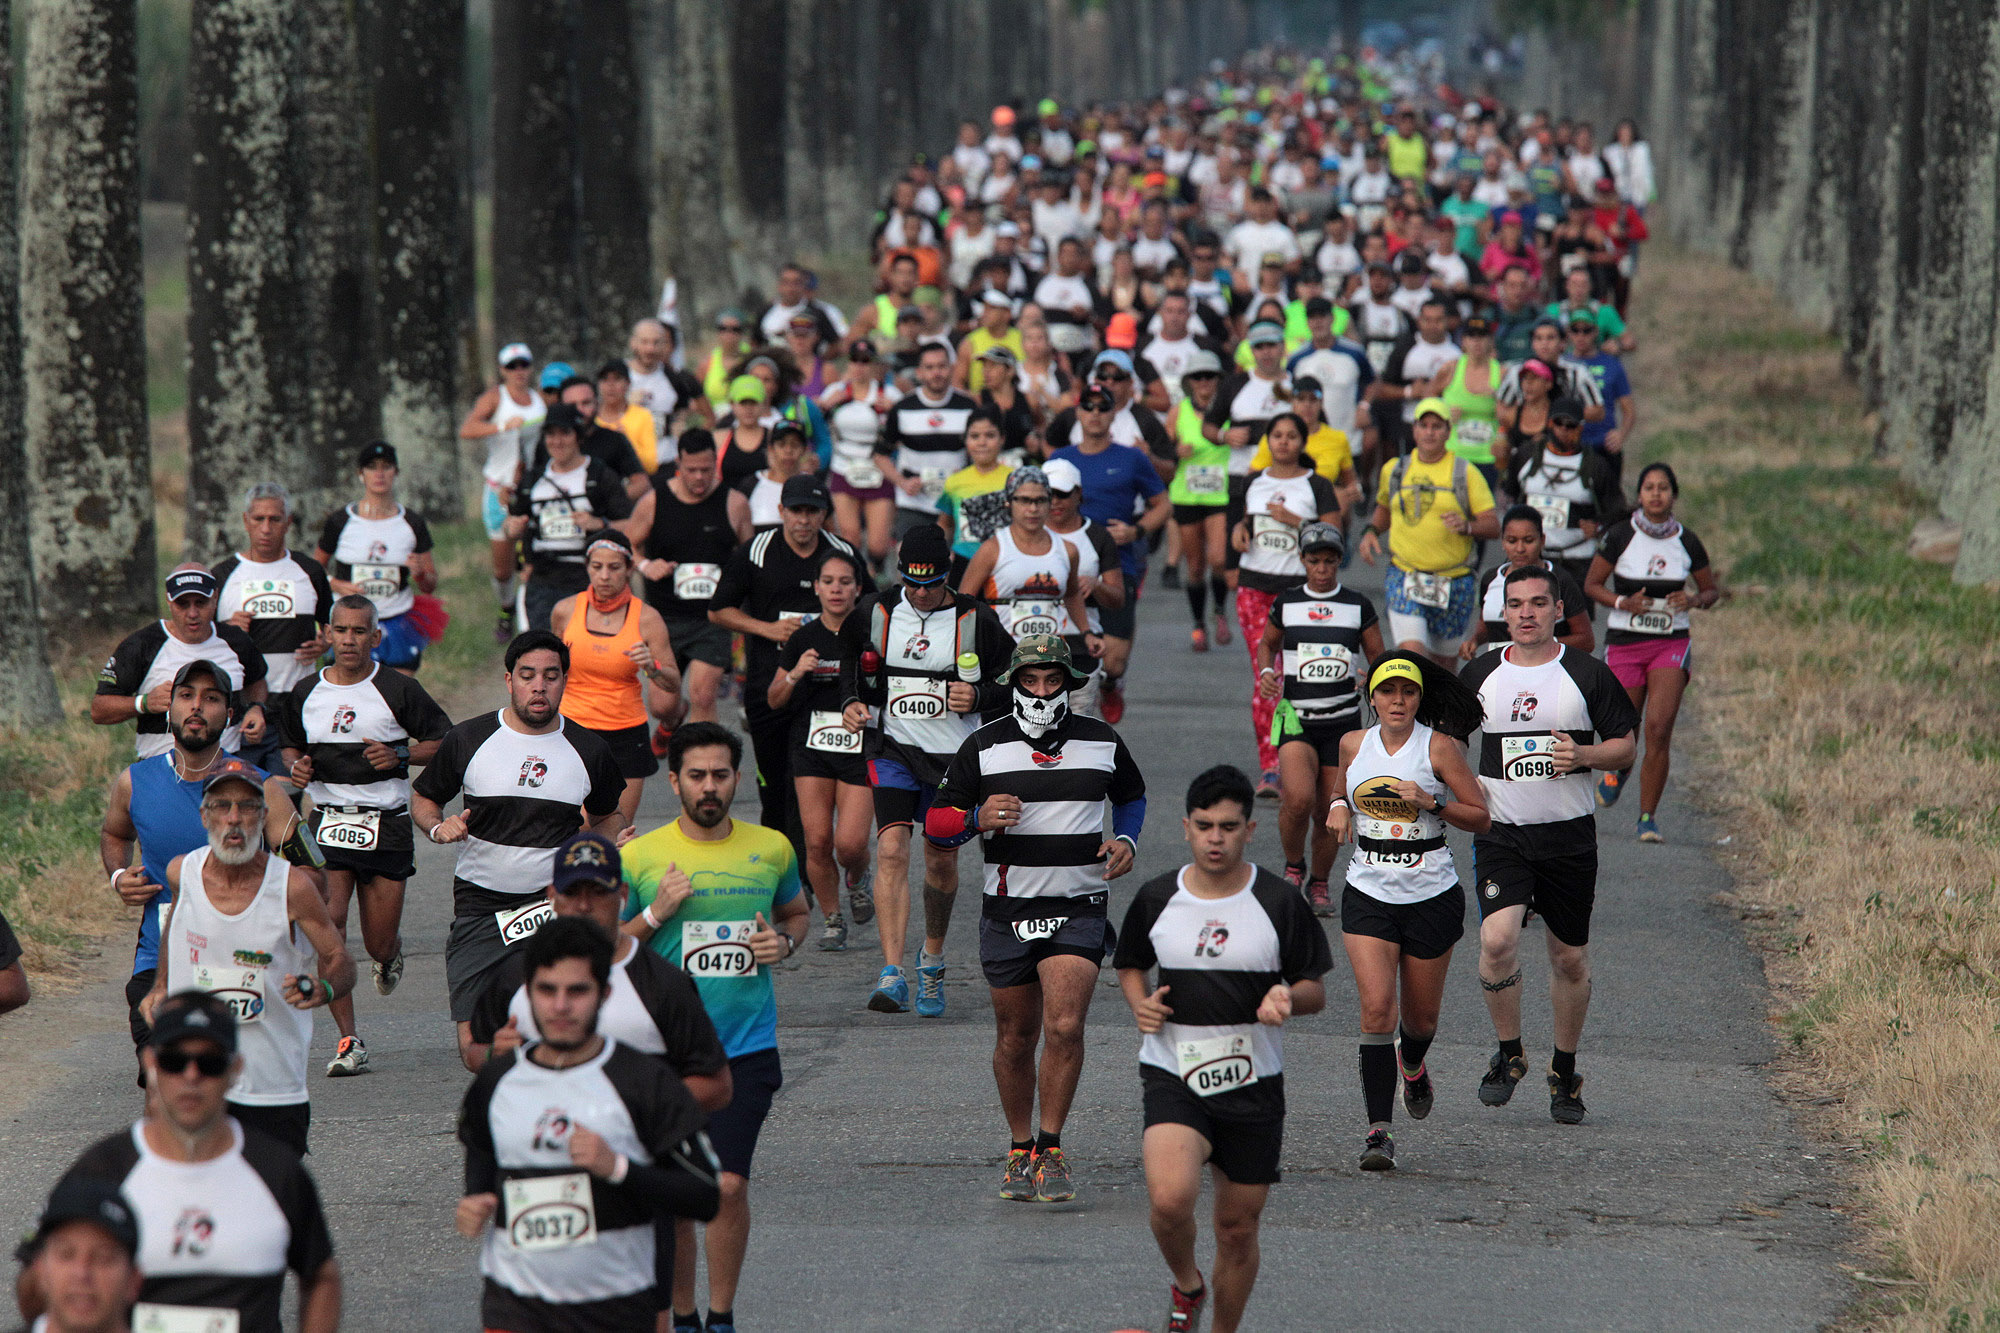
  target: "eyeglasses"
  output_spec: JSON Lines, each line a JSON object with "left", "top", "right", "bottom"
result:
{"left": 155, "top": 1046, "right": 230, "bottom": 1078}
{"left": 201, "top": 799, "right": 266, "bottom": 817}
{"left": 1010, "top": 494, "right": 1051, "bottom": 506}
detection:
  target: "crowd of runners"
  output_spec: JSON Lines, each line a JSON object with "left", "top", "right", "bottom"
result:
{"left": 5, "top": 40, "right": 1721, "bottom": 1333}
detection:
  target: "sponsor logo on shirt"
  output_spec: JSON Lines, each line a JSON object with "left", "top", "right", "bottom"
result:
{"left": 172, "top": 1208, "right": 215, "bottom": 1258}
{"left": 518, "top": 759, "right": 549, "bottom": 789}
{"left": 532, "top": 1108, "right": 573, "bottom": 1151}
{"left": 1194, "top": 920, "right": 1231, "bottom": 958}
{"left": 1306, "top": 602, "right": 1335, "bottom": 622}
{"left": 331, "top": 706, "right": 357, "bottom": 735}
{"left": 1510, "top": 692, "right": 1540, "bottom": 723}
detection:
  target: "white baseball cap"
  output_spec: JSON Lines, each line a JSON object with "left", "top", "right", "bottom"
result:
{"left": 498, "top": 342, "right": 532, "bottom": 367}
{"left": 1042, "top": 458, "right": 1084, "bottom": 493}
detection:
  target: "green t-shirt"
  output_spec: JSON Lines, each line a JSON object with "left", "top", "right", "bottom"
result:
{"left": 1546, "top": 300, "right": 1626, "bottom": 340}
{"left": 1167, "top": 398, "right": 1231, "bottom": 507}
{"left": 1441, "top": 196, "right": 1488, "bottom": 260}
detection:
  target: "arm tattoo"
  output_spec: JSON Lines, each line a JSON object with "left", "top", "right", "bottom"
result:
{"left": 1480, "top": 969, "right": 1523, "bottom": 993}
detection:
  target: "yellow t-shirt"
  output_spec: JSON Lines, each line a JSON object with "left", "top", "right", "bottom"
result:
{"left": 1375, "top": 452, "right": 1495, "bottom": 577}
{"left": 965, "top": 327, "right": 1025, "bottom": 394}
{"left": 1251, "top": 424, "right": 1354, "bottom": 484}
{"left": 600, "top": 405, "right": 660, "bottom": 472}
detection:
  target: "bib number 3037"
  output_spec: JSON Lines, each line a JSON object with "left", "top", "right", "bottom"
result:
{"left": 1176, "top": 1033, "right": 1259, "bottom": 1097}
{"left": 505, "top": 1172, "right": 597, "bottom": 1252}
{"left": 683, "top": 920, "right": 759, "bottom": 977}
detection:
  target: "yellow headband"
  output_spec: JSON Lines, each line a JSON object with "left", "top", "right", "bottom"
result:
{"left": 1369, "top": 658, "right": 1425, "bottom": 695}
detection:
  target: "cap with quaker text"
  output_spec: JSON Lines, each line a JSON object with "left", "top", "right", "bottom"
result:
{"left": 897, "top": 523, "right": 952, "bottom": 584}
{"left": 163, "top": 567, "right": 219, "bottom": 603}
{"left": 780, "top": 474, "right": 831, "bottom": 511}
{"left": 552, "top": 830, "right": 622, "bottom": 892}
{"left": 498, "top": 342, "right": 533, "bottom": 368}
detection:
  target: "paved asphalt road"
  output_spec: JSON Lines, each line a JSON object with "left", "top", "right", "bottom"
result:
{"left": 0, "top": 548, "right": 1852, "bottom": 1332}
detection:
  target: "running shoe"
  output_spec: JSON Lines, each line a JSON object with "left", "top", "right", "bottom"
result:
{"left": 1032, "top": 1146, "right": 1075, "bottom": 1201}
{"left": 650, "top": 722, "right": 674, "bottom": 759}
{"left": 1165, "top": 1279, "right": 1208, "bottom": 1333}
{"left": 1479, "top": 1049, "right": 1528, "bottom": 1106}
{"left": 867, "top": 966, "right": 910, "bottom": 1013}
{"left": 371, "top": 949, "right": 404, "bottom": 997}
{"left": 1401, "top": 1063, "right": 1435, "bottom": 1120}
{"left": 846, "top": 867, "right": 875, "bottom": 924}
{"left": 1101, "top": 680, "right": 1126, "bottom": 724}
{"left": 1549, "top": 1068, "right": 1588, "bottom": 1124}
{"left": 1162, "top": 565, "right": 1182, "bottom": 590}
{"left": 1213, "top": 613, "right": 1232, "bottom": 646}
{"left": 915, "top": 963, "right": 946, "bottom": 1017}
{"left": 1306, "top": 878, "right": 1334, "bottom": 916}
{"left": 1283, "top": 862, "right": 1307, "bottom": 891}
{"left": 1190, "top": 626, "right": 1210, "bottom": 653}
{"left": 493, "top": 610, "right": 513, "bottom": 645}
{"left": 1359, "top": 1128, "right": 1395, "bottom": 1171}
{"left": 670, "top": 1315, "right": 701, "bottom": 1333}
{"left": 999, "top": 1148, "right": 1038, "bottom": 1201}
{"left": 705, "top": 1319, "right": 735, "bottom": 1333}
{"left": 1637, "top": 814, "right": 1663, "bottom": 843}
{"left": 326, "top": 1035, "right": 369, "bottom": 1077}
{"left": 1595, "top": 770, "right": 1624, "bottom": 808}
{"left": 818, "top": 912, "right": 848, "bottom": 952}
{"left": 1256, "top": 770, "right": 1280, "bottom": 802}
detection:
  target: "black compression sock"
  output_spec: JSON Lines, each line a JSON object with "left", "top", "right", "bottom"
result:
{"left": 1552, "top": 1047, "right": 1577, "bottom": 1080}
{"left": 706, "top": 1313, "right": 733, "bottom": 1331}
{"left": 1398, "top": 1026, "right": 1435, "bottom": 1075}
{"left": 1499, "top": 1036, "right": 1524, "bottom": 1060}
{"left": 1012, "top": 1139, "right": 1035, "bottom": 1154}
{"left": 1210, "top": 574, "right": 1229, "bottom": 610}
{"left": 1187, "top": 581, "right": 1207, "bottom": 623}
{"left": 1359, "top": 1037, "right": 1396, "bottom": 1124}
{"left": 1035, "top": 1130, "right": 1061, "bottom": 1152}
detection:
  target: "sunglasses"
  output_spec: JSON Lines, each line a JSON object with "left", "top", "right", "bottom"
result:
{"left": 1551, "top": 415, "right": 1581, "bottom": 428}
{"left": 1079, "top": 398, "right": 1114, "bottom": 412}
{"left": 1185, "top": 372, "right": 1219, "bottom": 382}
{"left": 503, "top": 359, "right": 532, "bottom": 371}
{"left": 555, "top": 880, "right": 622, "bottom": 897}
{"left": 1010, "top": 493, "right": 1051, "bottom": 506}
{"left": 156, "top": 1046, "right": 230, "bottom": 1078}
{"left": 1094, "top": 370, "right": 1130, "bottom": 382}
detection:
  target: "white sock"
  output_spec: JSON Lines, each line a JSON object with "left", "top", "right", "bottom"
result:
{"left": 493, "top": 577, "right": 515, "bottom": 608}
{"left": 920, "top": 948, "right": 945, "bottom": 970}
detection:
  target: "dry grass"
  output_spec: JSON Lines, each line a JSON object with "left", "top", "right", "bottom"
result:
{"left": 1632, "top": 248, "right": 2000, "bottom": 1328}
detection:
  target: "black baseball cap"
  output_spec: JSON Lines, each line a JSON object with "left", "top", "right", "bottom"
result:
{"left": 849, "top": 338, "right": 878, "bottom": 363}
{"left": 1078, "top": 383, "right": 1115, "bottom": 411}
{"left": 1397, "top": 252, "right": 1428, "bottom": 275}
{"left": 780, "top": 474, "right": 831, "bottom": 511}
{"left": 1304, "top": 296, "right": 1334, "bottom": 318}
{"left": 1550, "top": 395, "right": 1585, "bottom": 422}
{"left": 544, "top": 402, "right": 586, "bottom": 433}
{"left": 1292, "top": 375, "right": 1323, "bottom": 397}
{"left": 552, "top": 831, "right": 622, "bottom": 892}
{"left": 897, "top": 523, "right": 952, "bottom": 584}
{"left": 146, "top": 990, "right": 239, "bottom": 1055}
{"left": 357, "top": 440, "right": 398, "bottom": 469}
{"left": 169, "top": 658, "right": 229, "bottom": 693}
{"left": 26, "top": 1177, "right": 140, "bottom": 1261}
{"left": 163, "top": 567, "right": 219, "bottom": 602}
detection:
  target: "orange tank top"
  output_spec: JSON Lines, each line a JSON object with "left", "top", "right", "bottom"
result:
{"left": 559, "top": 598, "right": 649, "bottom": 731}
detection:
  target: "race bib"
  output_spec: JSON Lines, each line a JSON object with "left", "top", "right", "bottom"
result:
{"left": 1456, "top": 418, "right": 1495, "bottom": 445}
{"left": 1500, "top": 734, "right": 1561, "bottom": 782}
{"left": 133, "top": 1305, "right": 241, "bottom": 1333}
{"left": 672, "top": 562, "right": 721, "bottom": 601}
{"left": 1250, "top": 515, "right": 1298, "bottom": 556}
{"left": 1293, "top": 641, "right": 1353, "bottom": 684}
{"left": 1627, "top": 604, "right": 1676, "bottom": 635}
{"left": 1184, "top": 463, "right": 1227, "bottom": 496}
{"left": 777, "top": 610, "right": 816, "bottom": 627}
{"left": 1366, "top": 342, "right": 1394, "bottom": 373}
{"left": 316, "top": 807, "right": 380, "bottom": 851}
{"left": 682, "top": 920, "right": 758, "bottom": 978}
{"left": 836, "top": 457, "right": 883, "bottom": 489}
{"left": 1402, "top": 571, "right": 1451, "bottom": 609}
{"left": 806, "top": 710, "right": 861, "bottom": 753}
{"left": 1525, "top": 492, "right": 1571, "bottom": 530}
{"left": 1009, "top": 599, "right": 1061, "bottom": 640}
{"left": 918, "top": 467, "right": 951, "bottom": 501}
{"left": 191, "top": 964, "right": 263, "bottom": 1026}
{"left": 504, "top": 1173, "right": 597, "bottom": 1252}
{"left": 239, "top": 579, "right": 296, "bottom": 619}
{"left": 495, "top": 899, "right": 555, "bottom": 946}
{"left": 1176, "top": 1032, "right": 1259, "bottom": 1097}
{"left": 886, "top": 675, "right": 948, "bottom": 722}
{"left": 1010, "top": 915, "right": 1068, "bottom": 943}
{"left": 538, "top": 510, "right": 583, "bottom": 542}
{"left": 349, "top": 562, "right": 402, "bottom": 601}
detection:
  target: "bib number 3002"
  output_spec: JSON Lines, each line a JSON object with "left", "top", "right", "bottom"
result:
{"left": 682, "top": 920, "right": 758, "bottom": 977}
{"left": 1176, "top": 1033, "right": 1258, "bottom": 1097}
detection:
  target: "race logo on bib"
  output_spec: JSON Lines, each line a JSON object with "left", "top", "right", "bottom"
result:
{"left": 1353, "top": 775, "right": 1419, "bottom": 822}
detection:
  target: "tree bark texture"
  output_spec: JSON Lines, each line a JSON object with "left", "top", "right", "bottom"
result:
{"left": 21, "top": 0, "right": 155, "bottom": 637}
{"left": 491, "top": 0, "right": 581, "bottom": 361}
{"left": 646, "top": 0, "right": 735, "bottom": 331}
{"left": 292, "top": 0, "right": 379, "bottom": 527}
{"left": 574, "top": 0, "right": 651, "bottom": 357}
{"left": 370, "top": 0, "right": 471, "bottom": 519}
{"left": 186, "top": 0, "right": 305, "bottom": 562}
{"left": 0, "top": 0, "right": 65, "bottom": 721}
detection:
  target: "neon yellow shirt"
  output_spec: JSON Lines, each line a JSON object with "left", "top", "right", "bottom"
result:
{"left": 1376, "top": 452, "right": 1495, "bottom": 577}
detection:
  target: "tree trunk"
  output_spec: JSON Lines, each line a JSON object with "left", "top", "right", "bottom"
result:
{"left": 292, "top": 0, "right": 378, "bottom": 528}
{"left": 186, "top": 0, "right": 305, "bottom": 562}
{"left": 575, "top": 0, "right": 650, "bottom": 356}
{"left": 0, "top": 0, "right": 63, "bottom": 722}
{"left": 491, "top": 0, "right": 580, "bottom": 361}
{"left": 646, "top": 0, "right": 736, "bottom": 329}
{"left": 370, "top": 0, "right": 470, "bottom": 519}
{"left": 21, "top": 0, "right": 155, "bottom": 638}
{"left": 782, "top": 0, "right": 829, "bottom": 257}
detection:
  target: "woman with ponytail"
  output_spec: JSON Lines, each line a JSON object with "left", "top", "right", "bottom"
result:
{"left": 1324, "top": 652, "right": 1488, "bottom": 1172}
{"left": 550, "top": 530, "right": 684, "bottom": 823}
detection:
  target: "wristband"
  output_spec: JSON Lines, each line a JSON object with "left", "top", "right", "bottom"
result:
{"left": 1114, "top": 834, "right": 1138, "bottom": 852}
{"left": 134, "top": 693, "right": 148, "bottom": 716}
{"left": 1328, "top": 798, "right": 1349, "bottom": 809}
{"left": 1258, "top": 666, "right": 1277, "bottom": 677}
{"left": 110, "top": 868, "right": 129, "bottom": 894}
{"left": 641, "top": 901, "right": 663, "bottom": 931}
{"left": 608, "top": 1153, "right": 630, "bottom": 1185}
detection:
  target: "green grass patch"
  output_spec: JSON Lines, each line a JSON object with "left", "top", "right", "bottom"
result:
{"left": 1703, "top": 326, "right": 1842, "bottom": 356}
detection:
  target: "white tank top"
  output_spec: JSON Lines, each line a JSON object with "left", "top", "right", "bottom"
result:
{"left": 165, "top": 850, "right": 316, "bottom": 1106}
{"left": 483, "top": 385, "right": 546, "bottom": 489}
{"left": 1343, "top": 722, "right": 1456, "bottom": 904}
{"left": 1238, "top": 470, "right": 1322, "bottom": 580}
{"left": 1052, "top": 520, "right": 1104, "bottom": 633}
{"left": 747, "top": 472, "right": 785, "bottom": 529}
{"left": 991, "top": 526, "right": 1075, "bottom": 639}
{"left": 828, "top": 395, "right": 884, "bottom": 486}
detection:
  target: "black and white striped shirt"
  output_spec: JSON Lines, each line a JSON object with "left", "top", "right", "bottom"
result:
{"left": 212, "top": 551, "right": 334, "bottom": 694}
{"left": 1271, "top": 583, "right": 1378, "bottom": 725}
{"left": 412, "top": 711, "right": 624, "bottom": 914}
{"left": 1459, "top": 645, "right": 1638, "bottom": 832}
{"left": 1496, "top": 355, "right": 1606, "bottom": 409}
{"left": 933, "top": 713, "right": 1145, "bottom": 913}
{"left": 1113, "top": 864, "right": 1334, "bottom": 1118}
{"left": 277, "top": 665, "right": 452, "bottom": 850}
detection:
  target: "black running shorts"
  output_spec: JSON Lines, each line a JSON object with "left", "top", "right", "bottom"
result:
{"left": 979, "top": 912, "right": 1114, "bottom": 990}
{"left": 1473, "top": 827, "right": 1599, "bottom": 946}
{"left": 1141, "top": 1065, "right": 1285, "bottom": 1185}
{"left": 1339, "top": 883, "right": 1465, "bottom": 960}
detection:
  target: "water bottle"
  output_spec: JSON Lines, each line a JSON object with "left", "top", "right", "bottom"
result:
{"left": 957, "top": 652, "right": 981, "bottom": 685}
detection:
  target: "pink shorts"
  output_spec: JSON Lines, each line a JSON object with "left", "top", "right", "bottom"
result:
{"left": 1606, "top": 636, "right": 1692, "bottom": 689}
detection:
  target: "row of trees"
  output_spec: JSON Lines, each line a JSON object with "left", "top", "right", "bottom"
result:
{"left": 0, "top": 0, "right": 1257, "bottom": 726}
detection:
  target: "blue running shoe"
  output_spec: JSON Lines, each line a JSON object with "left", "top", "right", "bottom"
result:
{"left": 1637, "top": 814, "right": 1664, "bottom": 843}
{"left": 915, "top": 963, "right": 946, "bottom": 1017}
{"left": 868, "top": 965, "right": 910, "bottom": 1013}
{"left": 1596, "top": 771, "right": 1625, "bottom": 808}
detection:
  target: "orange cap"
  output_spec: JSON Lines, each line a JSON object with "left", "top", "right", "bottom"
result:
{"left": 1105, "top": 312, "right": 1139, "bottom": 350}
{"left": 992, "top": 105, "right": 1016, "bottom": 127}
